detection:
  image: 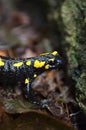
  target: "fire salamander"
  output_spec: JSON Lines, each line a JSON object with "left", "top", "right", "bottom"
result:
{"left": 0, "top": 51, "right": 62, "bottom": 104}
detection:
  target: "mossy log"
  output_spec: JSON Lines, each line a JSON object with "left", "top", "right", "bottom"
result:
{"left": 46, "top": 0, "right": 86, "bottom": 113}
{"left": 53, "top": 0, "right": 86, "bottom": 113}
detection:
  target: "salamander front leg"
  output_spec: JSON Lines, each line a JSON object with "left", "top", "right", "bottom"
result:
{"left": 23, "top": 78, "right": 40, "bottom": 105}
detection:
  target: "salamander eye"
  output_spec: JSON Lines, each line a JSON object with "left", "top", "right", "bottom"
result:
{"left": 48, "top": 56, "right": 63, "bottom": 68}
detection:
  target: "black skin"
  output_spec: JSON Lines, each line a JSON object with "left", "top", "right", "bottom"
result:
{"left": 0, "top": 52, "right": 62, "bottom": 105}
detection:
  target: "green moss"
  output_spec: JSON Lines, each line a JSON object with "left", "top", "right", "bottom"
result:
{"left": 47, "top": 0, "right": 86, "bottom": 113}
{"left": 60, "top": 0, "right": 86, "bottom": 113}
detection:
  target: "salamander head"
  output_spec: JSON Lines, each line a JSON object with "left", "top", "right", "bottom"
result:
{"left": 26, "top": 51, "right": 63, "bottom": 80}
{"left": 33, "top": 51, "right": 63, "bottom": 71}
{"left": 42, "top": 51, "right": 63, "bottom": 70}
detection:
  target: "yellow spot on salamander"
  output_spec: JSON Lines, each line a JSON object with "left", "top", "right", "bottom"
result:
{"left": 40, "top": 52, "right": 49, "bottom": 56}
{"left": 25, "top": 78, "right": 29, "bottom": 84}
{"left": 45, "top": 64, "right": 49, "bottom": 69}
{"left": 0, "top": 59, "right": 5, "bottom": 66}
{"left": 13, "top": 62, "right": 23, "bottom": 67}
{"left": 34, "top": 60, "right": 45, "bottom": 68}
{"left": 49, "top": 58, "right": 55, "bottom": 61}
{"left": 34, "top": 74, "right": 37, "bottom": 78}
{"left": 52, "top": 51, "right": 58, "bottom": 56}
{"left": 26, "top": 60, "right": 31, "bottom": 66}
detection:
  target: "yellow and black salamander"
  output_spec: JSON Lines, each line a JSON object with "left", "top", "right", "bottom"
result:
{"left": 0, "top": 51, "right": 62, "bottom": 104}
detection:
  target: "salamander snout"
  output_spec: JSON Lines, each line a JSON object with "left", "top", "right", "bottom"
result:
{"left": 46, "top": 51, "right": 63, "bottom": 69}
{"left": 52, "top": 54, "right": 63, "bottom": 69}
